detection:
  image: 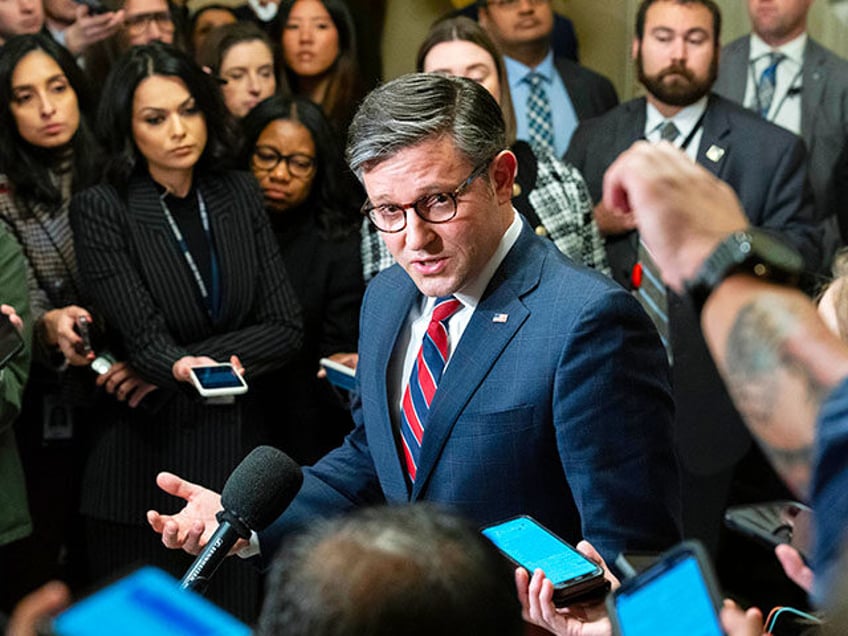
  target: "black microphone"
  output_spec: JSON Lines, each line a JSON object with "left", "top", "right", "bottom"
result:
{"left": 180, "top": 445, "right": 303, "bottom": 593}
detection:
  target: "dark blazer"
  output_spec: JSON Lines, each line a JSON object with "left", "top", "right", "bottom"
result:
{"left": 715, "top": 35, "right": 848, "bottom": 254}
{"left": 69, "top": 171, "right": 303, "bottom": 522}
{"left": 566, "top": 94, "right": 822, "bottom": 474}
{"left": 261, "top": 221, "right": 682, "bottom": 565}
{"left": 263, "top": 208, "right": 363, "bottom": 466}
{"left": 555, "top": 56, "right": 619, "bottom": 124}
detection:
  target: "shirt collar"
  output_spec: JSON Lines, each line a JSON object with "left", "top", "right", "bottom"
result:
{"left": 420, "top": 210, "right": 522, "bottom": 313}
{"left": 505, "top": 49, "right": 555, "bottom": 89}
{"left": 750, "top": 31, "right": 807, "bottom": 66}
{"left": 644, "top": 96, "right": 709, "bottom": 141}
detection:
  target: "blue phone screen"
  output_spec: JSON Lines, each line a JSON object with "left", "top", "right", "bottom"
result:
{"left": 615, "top": 555, "right": 722, "bottom": 636}
{"left": 54, "top": 567, "right": 250, "bottom": 636}
{"left": 482, "top": 517, "right": 598, "bottom": 584}
{"left": 194, "top": 366, "right": 243, "bottom": 389}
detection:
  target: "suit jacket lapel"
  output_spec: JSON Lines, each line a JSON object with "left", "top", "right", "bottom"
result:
{"left": 696, "top": 95, "right": 731, "bottom": 179}
{"left": 722, "top": 37, "right": 751, "bottom": 104}
{"left": 411, "top": 225, "right": 541, "bottom": 499}
{"left": 801, "top": 40, "right": 827, "bottom": 147}
{"left": 362, "top": 266, "right": 419, "bottom": 501}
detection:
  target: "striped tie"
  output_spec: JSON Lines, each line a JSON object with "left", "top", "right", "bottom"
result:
{"left": 756, "top": 52, "right": 784, "bottom": 118}
{"left": 633, "top": 240, "right": 672, "bottom": 365}
{"left": 526, "top": 71, "right": 555, "bottom": 155}
{"left": 400, "top": 296, "right": 462, "bottom": 483}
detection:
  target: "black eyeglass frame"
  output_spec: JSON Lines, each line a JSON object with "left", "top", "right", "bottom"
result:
{"left": 361, "top": 159, "right": 494, "bottom": 234}
{"left": 251, "top": 147, "right": 317, "bottom": 179}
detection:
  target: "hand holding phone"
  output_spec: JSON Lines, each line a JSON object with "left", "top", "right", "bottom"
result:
{"left": 0, "top": 310, "right": 25, "bottom": 369}
{"left": 189, "top": 363, "right": 248, "bottom": 397}
{"left": 74, "top": 315, "right": 93, "bottom": 357}
{"left": 482, "top": 516, "right": 610, "bottom": 607}
{"left": 319, "top": 356, "right": 356, "bottom": 391}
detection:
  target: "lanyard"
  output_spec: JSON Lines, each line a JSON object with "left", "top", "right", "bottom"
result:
{"left": 158, "top": 189, "right": 221, "bottom": 320}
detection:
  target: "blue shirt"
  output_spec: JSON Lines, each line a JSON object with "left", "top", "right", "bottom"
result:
{"left": 505, "top": 51, "right": 578, "bottom": 157}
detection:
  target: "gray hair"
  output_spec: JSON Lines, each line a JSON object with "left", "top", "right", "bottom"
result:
{"left": 346, "top": 73, "right": 507, "bottom": 179}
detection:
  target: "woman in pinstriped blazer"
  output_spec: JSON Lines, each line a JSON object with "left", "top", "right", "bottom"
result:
{"left": 69, "top": 43, "right": 303, "bottom": 620}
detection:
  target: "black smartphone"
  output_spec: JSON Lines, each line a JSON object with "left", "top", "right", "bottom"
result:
{"left": 608, "top": 540, "right": 723, "bottom": 636}
{"left": 724, "top": 500, "right": 812, "bottom": 562}
{"left": 71, "top": 0, "right": 108, "bottom": 15}
{"left": 74, "top": 316, "right": 93, "bottom": 356}
{"left": 49, "top": 567, "right": 250, "bottom": 636}
{"left": 614, "top": 551, "right": 661, "bottom": 580}
{"left": 481, "top": 515, "right": 609, "bottom": 607}
{"left": 0, "top": 312, "right": 25, "bottom": 369}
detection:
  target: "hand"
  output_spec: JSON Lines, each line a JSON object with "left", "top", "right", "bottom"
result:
{"left": 172, "top": 354, "right": 244, "bottom": 383}
{"left": 775, "top": 544, "right": 814, "bottom": 593}
{"left": 63, "top": 5, "right": 125, "bottom": 56}
{"left": 40, "top": 305, "right": 94, "bottom": 366}
{"left": 602, "top": 141, "right": 748, "bottom": 292}
{"left": 146, "top": 472, "right": 241, "bottom": 556}
{"left": 1, "top": 303, "right": 23, "bottom": 331}
{"left": 96, "top": 360, "right": 158, "bottom": 408}
{"left": 592, "top": 201, "right": 637, "bottom": 237}
{"left": 720, "top": 599, "right": 765, "bottom": 636}
{"left": 5, "top": 580, "right": 71, "bottom": 636}
{"left": 515, "top": 540, "right": 619, "bottom": 636}
{"left": 316, "top": 351, "right": 358, "bottom": 378}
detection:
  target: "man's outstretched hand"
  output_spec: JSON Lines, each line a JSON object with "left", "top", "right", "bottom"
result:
{"left": 146, "top": 472, "right": 225, "bottom": 555}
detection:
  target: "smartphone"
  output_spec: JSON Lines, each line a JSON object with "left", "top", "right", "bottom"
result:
{"left": 74, "top": 316, "right": 93, "bottom": 357}
{"left": 0, "top": 312, "right": 24, "bottom": 369}
{"left": 51, "top": 566, "right": 250, "bottom": 636}
{"left": 319, "top": 357, "right": 356, "bottom": 392}
{"left": 608, "top": 540, "right": 723, "bottom": 636}
{"left": 481, "top": 515, "right": 609, "bottom": 607}
{"left": 188, "top": 363, "right": 248, "bottom": 397}
{"left": 71, "top": 0, "right": 108, "bottom": 15}
{"left": 724, "top": 500, "right": 812, "bottom": 562}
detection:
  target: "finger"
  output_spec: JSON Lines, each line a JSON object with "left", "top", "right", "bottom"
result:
{"left": 181, "top": 520, "right": 206, "bottom": 555}
{"left": 775, "top": 544, "right": 814, "bottom": 591}
{"left": 96, "top": 360, "right": 127, "bottom": 386}
{"left": 161, "top": 519, "right": 184, "bottom": 549}
{"left": 147, "top": 509, "right": 166, "bottom": 533}
{"left": 526, "top": 568, "right": 546, "bottom": 622}
{"left": 6, "top": 580, "right": 71, "bottom": 635}
{"left": 128, "top": 383, "right": 156, "bottom": 408}
{"left": 229, "top": 354, "right": 244, "bottom": 375}
{"left": 537, "top": 576, "right": 560, "bottom": 624}
{"left": 156, "top": 471, "right": 202, "bottom": 501}
{"left": 514, "top": 567, "right": 531, "bottom": 619}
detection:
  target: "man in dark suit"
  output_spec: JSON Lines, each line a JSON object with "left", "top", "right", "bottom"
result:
{"left": 477, "top": 0, "right": 617, "bottom": 157}
{"left": 565, "top": 0, "right": 821, "bottom": 605}
{"left": 713, "top": 0, "right": 848, "bottom": 265}
{"left": 148, "top": 74, "right": 681, "bottom": 589}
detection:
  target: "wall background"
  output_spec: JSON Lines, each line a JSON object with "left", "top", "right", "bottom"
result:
{"left": 381, "top": 0, "right": 848, "bottom": 101}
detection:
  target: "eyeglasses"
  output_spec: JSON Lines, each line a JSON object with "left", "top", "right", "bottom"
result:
{"left": 362, "top": 160, "right": 491, "bottom": 233}
{"left": 124, "top": 11, "right": 174, "bottom": 36}
{"left": 252, "top": 146, "right": 316, "bottom": 178}
{"left": 485, "top": 0, "right": 551, "bottom": 9}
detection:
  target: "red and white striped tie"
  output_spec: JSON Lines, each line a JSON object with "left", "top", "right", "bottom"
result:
{"left": 399, "top": 296, "right": 462, "bottom": 483}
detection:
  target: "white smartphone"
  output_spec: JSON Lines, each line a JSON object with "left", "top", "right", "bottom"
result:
{"left": 319, "top": 357, "right": 356, "bottom": 392}
{"left": 189, "top": 363, "right": 248, "bottom": 397}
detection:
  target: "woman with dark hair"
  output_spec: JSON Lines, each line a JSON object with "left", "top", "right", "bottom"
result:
{"left": 0, "top": 33, "right": 145, "bottom": 602}
{"left": 69, "top": 42, "right": 302, "bottom": 619}
{"left": 360, "top": 16, "right": 609, "bottom": 281}
{"left": 272, "top": 0, "right": 363, "bottom": 136}
{"left": 241, "top": 95, "right": 361, "bottom": 464}
{"left": 185, "top": 3, "right": 237, "bottom": 59}
{"left": 197, "top": 21, "right": 285, "bottom": 120}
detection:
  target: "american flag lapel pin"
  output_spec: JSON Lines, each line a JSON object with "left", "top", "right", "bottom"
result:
{"left": 492, "top": 313, "right": 508, "bottom": 323}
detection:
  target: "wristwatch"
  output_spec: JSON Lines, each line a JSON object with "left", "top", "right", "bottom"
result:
{"left": 685, "top": 229, "right": 804, "bottom": 314}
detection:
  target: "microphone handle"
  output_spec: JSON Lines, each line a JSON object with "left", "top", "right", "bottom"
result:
{"left": 179, "top": 520, "right": 239, "bottom": 594}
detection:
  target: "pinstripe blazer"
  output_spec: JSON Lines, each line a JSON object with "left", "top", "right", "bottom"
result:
{"left": 69, "top": 170, "right": 303, "bottom": 523}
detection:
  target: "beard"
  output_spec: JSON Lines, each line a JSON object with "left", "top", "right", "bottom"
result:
{"left": 636, "top": 48, "right": 718, "bottom": 107}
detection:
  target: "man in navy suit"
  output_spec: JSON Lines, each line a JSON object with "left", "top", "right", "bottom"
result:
{"left": 565, "top": 0, "right": 821, "bottom": 604}
{"left": 147, "top": 74, "right": 681, "bottom": 578}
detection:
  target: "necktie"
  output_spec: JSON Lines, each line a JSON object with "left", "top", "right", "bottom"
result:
{"left": 633, "top": 241, "right": 672, "bottom": 364}
{"left": 400, "top": 296, "right": 462, "bottom": 482}
{"left": 659, "top": 120, "right": 680, "bottom": 143}
{"left": 756, "top": 52, "right": 785, "bottom": 118}
{"left": 526, "top": 71, "right": 555, "bottom": 155}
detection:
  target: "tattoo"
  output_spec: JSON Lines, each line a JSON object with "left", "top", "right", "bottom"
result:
{"left": 724, "top": 294, "right": 828, "bottom": 430}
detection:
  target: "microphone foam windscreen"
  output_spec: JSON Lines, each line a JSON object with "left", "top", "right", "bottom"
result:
{"left": 220, "top": 445, "right": 303, "bottom": 531}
